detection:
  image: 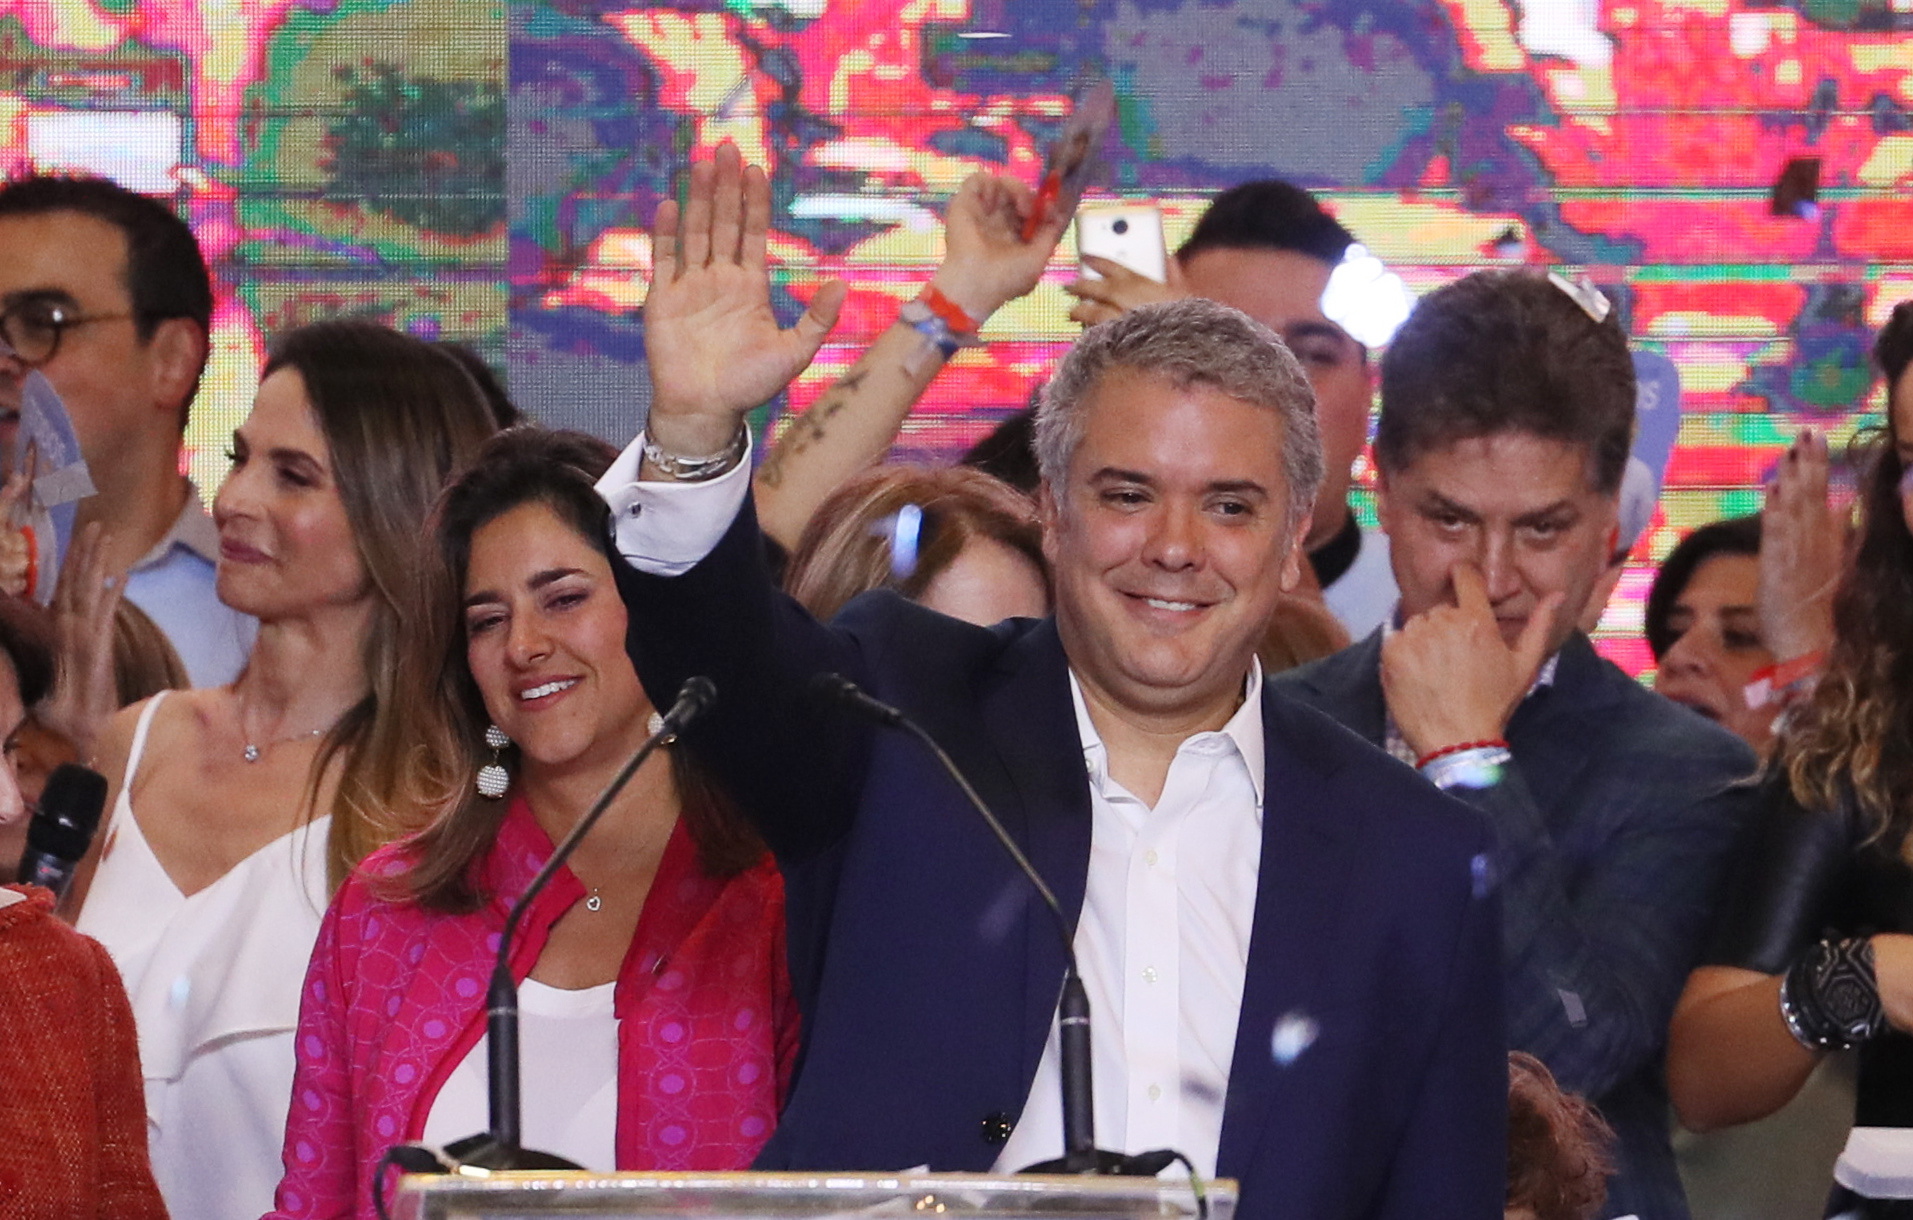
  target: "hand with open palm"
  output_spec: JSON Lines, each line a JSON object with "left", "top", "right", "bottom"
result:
{"left": 643, "top": 142, "right": 847, "bottom": 464}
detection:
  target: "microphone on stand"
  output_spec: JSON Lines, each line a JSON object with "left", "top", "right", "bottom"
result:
{"left": 403, "top": 676, "right": 717, "bottom": 1173}
{"left": 18, "top": 763, "right": 108, "bottom": 901}
{"left": 810, "top": 672, "right": 1175, "bottom": 1177}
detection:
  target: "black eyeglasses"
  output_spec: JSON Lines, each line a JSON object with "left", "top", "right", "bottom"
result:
{"left": 0, "top": 297, "right": 134, "bottom": 367}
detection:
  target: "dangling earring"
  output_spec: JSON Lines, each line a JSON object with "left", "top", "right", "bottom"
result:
{"left": 476, "top": 724, "right": 511, "bottom": 799}
{"left": 648, "top": 711, "right": 675, "bottom": 744}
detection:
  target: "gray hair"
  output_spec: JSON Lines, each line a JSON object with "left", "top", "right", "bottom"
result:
{"left": 1033, "top": 298, "right": 1324, "bottom": 529}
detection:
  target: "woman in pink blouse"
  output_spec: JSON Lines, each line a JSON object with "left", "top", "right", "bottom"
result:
{"left": 267, "top": 429, "right": 794, "bottom": 1220}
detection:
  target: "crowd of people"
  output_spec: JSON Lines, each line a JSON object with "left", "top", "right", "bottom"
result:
{"left": 0, "top": 141, "right": 1907, "bottom": 1220}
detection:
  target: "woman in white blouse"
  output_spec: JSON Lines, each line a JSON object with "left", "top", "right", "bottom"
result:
{"left": 69, "top": 320, "right": 496, "bottom": 1220}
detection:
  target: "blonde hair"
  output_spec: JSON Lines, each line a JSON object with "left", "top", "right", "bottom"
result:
{"left": 784, "top": 464, "right": 1046, "bottom": 621}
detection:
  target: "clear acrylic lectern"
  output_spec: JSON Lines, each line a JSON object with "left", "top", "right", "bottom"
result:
{"left": 389, "top": 1170, "right": 1235, "bottom": 1220}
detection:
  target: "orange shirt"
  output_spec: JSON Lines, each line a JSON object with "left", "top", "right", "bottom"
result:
{"left": 0, "top": 885, "right": 166, "bottom": 1219}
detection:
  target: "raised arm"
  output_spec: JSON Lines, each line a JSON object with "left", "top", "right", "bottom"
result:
{"left": 608, "top": 144, "right": 875, "bottom": 859}
{"left": 642, "top": 140, "right": 846, "bottom": 474}
{"left": 753, "top": 171, "right": 1070, "bottom": 550}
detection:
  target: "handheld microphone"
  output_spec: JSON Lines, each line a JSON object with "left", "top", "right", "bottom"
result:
{"left": 809, "top": 672, "right": 1174, "bottom": 1177}
{"left": 18, "top": 763, "right": 108, "bottom": 900}
{"left": 416, "top": 676, "right": 716, "bottom": 1173}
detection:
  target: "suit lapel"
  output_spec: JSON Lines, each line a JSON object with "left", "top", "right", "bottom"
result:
{"left": 1294, "top": 631, "right": 1389, "bottom": 746}
{"left": 1216, "top": 690, "right": 1363, "bottom": 1176}
{"left": 1506, "top": 635, "right": 1609, "bottom": 809}
{"left": 973, "top": 620, "right": 1094, "bottom": 1091}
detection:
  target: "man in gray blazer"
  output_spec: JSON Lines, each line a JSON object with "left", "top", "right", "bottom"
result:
{"left": 1273, "top": 268, "right": 1756, "bottom": 1220}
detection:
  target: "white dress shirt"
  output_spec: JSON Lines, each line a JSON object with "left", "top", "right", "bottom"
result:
{"left": 993, "top": 668, "right": 1264, "bottom": 1179}
{"left": 598, "top": 431, "right": 1269, "bottom": 1178}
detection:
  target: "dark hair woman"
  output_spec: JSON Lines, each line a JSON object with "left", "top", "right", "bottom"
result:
{"left": 0, "top": 595, "right": 166, "bottom": 1219}
{"left": 1668, "top": 302, "right": 1913, "bottom": 1209}
{"left": 1644, "top": 515, "right": 1775, "bottom": 752}
{"left": 268, "top": 428, "right": 791, "bottom": 1220}
{"left": 68, "top": 320, "right": 498, "bottom": 1220}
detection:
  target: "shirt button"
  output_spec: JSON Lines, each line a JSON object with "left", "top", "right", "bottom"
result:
{"left": 1142, "top": 966, "right": 1158, "bottom": 984}
{"left": 627, "top": 502, "right": 643, "bottom": 517}
{"left": 1144, "top": 849, "right": 1158, "bottom": 867}
{"left": 1147, "top": 1084, "right": 1162, "bottom": 1102}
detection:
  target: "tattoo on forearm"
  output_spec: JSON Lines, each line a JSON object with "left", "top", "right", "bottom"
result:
{"left": 756, "top": 369, "right": 870, "bottom": 488}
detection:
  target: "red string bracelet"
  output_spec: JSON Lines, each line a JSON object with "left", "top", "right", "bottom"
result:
{"left": 1415, "top": 739, "right": 1509, "bottom": 770}
{"left": 918, "top": 283, "right": 980, "bottom": 336}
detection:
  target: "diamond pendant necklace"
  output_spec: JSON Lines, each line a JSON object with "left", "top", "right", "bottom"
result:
{"left": 237, "top": 690, "right": 334, "bottom": 763}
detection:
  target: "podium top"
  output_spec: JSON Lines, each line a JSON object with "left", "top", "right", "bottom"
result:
{"left": 392, "top": 1169, "right": 1236, "bottom": 1220}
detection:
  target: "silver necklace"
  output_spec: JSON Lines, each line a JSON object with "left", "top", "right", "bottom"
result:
{"left": 237, "top": 691, "right": 334, "bottom": 763}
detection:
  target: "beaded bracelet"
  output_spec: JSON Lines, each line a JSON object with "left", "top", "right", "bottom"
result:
{"left": 1779, "top": 937, "right": 1887, "bottom": 1051}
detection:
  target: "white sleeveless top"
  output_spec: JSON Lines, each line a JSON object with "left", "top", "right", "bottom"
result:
{"left": 77, "top": 692, "right": 333, "bottom": 1220}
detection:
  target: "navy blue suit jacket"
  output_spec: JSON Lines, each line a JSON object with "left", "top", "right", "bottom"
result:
{"left": 1275, "top": 632, "right": 1757, "bottom": 1220}
{"left": 613, "top": 500, "right": 1508, "bottom": 1220}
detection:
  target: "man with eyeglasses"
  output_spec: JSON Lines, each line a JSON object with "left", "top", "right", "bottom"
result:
{"left": 0, "top": 175, "right": 254, "bottom": 688}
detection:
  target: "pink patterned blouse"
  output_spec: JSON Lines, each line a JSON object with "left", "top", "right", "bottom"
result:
{"left": 266, "top": 797, "right": 795, "bottom": 1220}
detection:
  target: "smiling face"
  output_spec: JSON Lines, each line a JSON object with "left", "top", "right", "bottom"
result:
{"left": 1653, "top": 551, "right": 1775, "bottom": 749}
{"left": 212, "top": 367, "right": 371, "bottom": 621}
{"left": 463, "top": 500, "right": 654, "bottom": 777}
{"left": 1378, "top": 431, "right": 1618, "bottom": 655}
{"left": 1041, "top": 368, "right": 1304, "bottom": 723}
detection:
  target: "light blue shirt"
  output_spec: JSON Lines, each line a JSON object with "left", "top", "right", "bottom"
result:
{"left": 122, "top": 486, "right": 255, "bottom": 688}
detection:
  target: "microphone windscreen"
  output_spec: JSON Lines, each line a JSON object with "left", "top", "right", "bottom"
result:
{"left": 25, "top": 763, "right": 109, "bottom": 859}
{"left": 674, "top": 675, "right": 717, "bottom": 724}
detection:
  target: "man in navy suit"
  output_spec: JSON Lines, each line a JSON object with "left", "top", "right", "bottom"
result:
{"left": 1273, "top": 270, "right": 1756, "bottom": 1220}
{"left": 600, "top": 143, "right": 1505, "bottom": 1219}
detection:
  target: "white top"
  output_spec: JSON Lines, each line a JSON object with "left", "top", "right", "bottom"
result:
{"left": 993, "top": 668, "right": 1264, "bottom": 1178}
{"left": 421, "top": 978, "right": 621, "bottom": 1169}
{"left": 1320, "top": 524, "right": 1397, "bottom": 642}
{"left": 599, "top": 432, "right": 1269, "bottom": 1178}
{"left": 76, "top": 692, "right": 331, "bottom": 1220}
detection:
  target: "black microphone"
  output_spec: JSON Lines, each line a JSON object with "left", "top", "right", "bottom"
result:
{"left": 810, "top": 672, "right": 1174, "bottom": 1177}
{"left": 18, "top": 763, "right": 108, "bottom": 900}
{"left": 417, "top": 676, "right": 716, "bottom": 1173}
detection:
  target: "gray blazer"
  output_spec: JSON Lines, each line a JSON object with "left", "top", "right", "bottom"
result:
{"left": 1274, "top": 631, "right": 1758, "bottom": 1220}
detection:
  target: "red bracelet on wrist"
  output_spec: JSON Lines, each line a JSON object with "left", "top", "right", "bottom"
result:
{"left": 1415, "top": 739, "right": 1509, "bottom": 770}
{"left": 918, "top": 283, "right": 980, "bottom": 336}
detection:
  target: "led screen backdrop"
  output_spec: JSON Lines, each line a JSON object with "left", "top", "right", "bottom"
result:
{"left": 0, "top": 0, "right": 506, "bottom": 496}
{"left": 5, "top": 0, "right": 1911, "bottom": 675}
{"left": 510, "top": 0, "right": 1913, "bottom": 674}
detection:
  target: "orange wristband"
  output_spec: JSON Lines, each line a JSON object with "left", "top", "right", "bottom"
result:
{"left": 917, "top": 283, "right": 980, "bottom": 336}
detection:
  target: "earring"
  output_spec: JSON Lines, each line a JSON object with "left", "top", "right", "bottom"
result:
{"left": 648, "top": 711, "right": 675, "bottom": 744}
{"left": 476, "top": 724, "right": 511, "bottom": 799}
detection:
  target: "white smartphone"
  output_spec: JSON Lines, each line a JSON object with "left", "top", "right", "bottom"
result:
{"left": 1075, "top": 202, "right": 1167, "bottom": 283}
